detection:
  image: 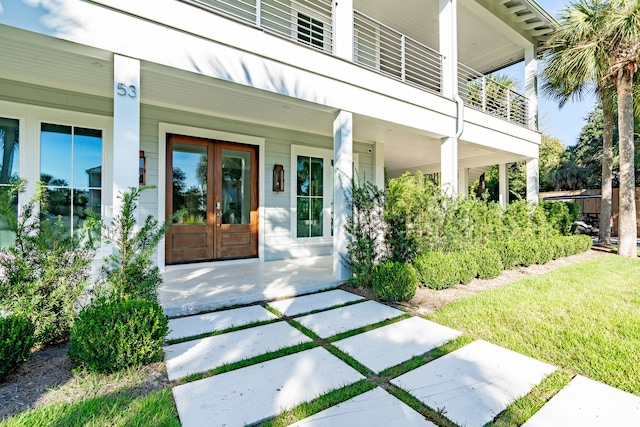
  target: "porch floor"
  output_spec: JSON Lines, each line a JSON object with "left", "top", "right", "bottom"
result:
{"left": 158, "top": 256, "right": 340, "bottom": 317}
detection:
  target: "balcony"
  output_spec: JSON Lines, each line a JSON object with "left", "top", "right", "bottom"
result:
{"left": 182, "top": 0, "right": 533, "bottom": 129}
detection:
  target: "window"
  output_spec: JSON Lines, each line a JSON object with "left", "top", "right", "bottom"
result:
{"left": 0, "top": 117, "right": 19, "bottom": 249}
{"left": 297, "top": 13, "right": 323, "bottom": 48}
{"left": 296, "top": 155, "right": 324, "bottom": 237}
{"left": 40, "top": 123, "right": 102, "bottom": 239}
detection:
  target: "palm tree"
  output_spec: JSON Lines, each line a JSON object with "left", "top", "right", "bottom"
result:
{"left": 542, "top": 0, "right": 639, "bottom": 256}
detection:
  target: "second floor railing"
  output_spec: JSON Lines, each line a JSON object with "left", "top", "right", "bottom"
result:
{"left": 458, "top": 63, "right": 530, "bottom": 128}
{"left": 353, "top": 10, "right": 442, "bottom": 95}
{"left": 189, "top": 0, "right": 334, "bottom": 53}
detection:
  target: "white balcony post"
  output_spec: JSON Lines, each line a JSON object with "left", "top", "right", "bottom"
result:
{"left": 458, "top": 167, "right": 469, "bottom": 196}
{"left": 525, "top": 45, "right": 538, "bottom": 129}
{"left": 526, "top": 158, "right": 540, "bottom": 203}
{"left": 333, "top": 0, "right": 353, "bottom": 60}
{"left": 374, "top": 141, "right": 385, "bottom": 190}
{"left": 499, "top": 163, "right": 508, "bottom": 208}
{"left": 113, "top": 55, "right": 140, "bottom": 216}
{"left": 439, "top": 0, "right": 458, "bottom": 99}
{"left": 441, "top": 137, "right": 458, "bottom": 195}
{"left": 333, "top": 110, "right": 353, "bottom": 281}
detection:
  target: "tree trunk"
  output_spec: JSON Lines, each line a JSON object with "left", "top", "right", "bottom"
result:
{"left": 616, "top": 70, "right": 637, "bottom": 257}
{"left": 599, "top": 92, "right": 614, "bottom": 245}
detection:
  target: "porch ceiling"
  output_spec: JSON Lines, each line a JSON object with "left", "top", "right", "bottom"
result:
{"left": 0, "top": 25, "right": 530, "bottom": 179}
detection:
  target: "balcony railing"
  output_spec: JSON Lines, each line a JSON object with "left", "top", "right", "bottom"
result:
{"left": 458, "top": 63, "right": 530, "bottom": 128}
{"left": 353, "top": 10, "right": 442, "bottom": 95}
{"left": 184, "top": 1, "right": 533, "bottom": 129}
{"left": 187, "top": 0, "right": 334, "bottom": 53}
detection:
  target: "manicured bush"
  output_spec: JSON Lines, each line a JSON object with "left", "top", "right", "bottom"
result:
{"left": 453, "top": 250, "right": 478, "bottom": 285}
{"left": 472, "top": 246, "right": 503, "bottom": 279}
{"left": 534, "top": 239, "right": 554, "bottom": 265}
{"left": 68, "top": 297, "right": 169, "bottom": 374}
{"left": 0, "top": 314, "right": 35, "bottom": 379}
{"left": 541, "top": 201, "right": 581, "bottom": 236}
{"left": 372, "top": 261, "right": 418, "bottom": 302}
{"left": 413, "top": 251, "right": 459, "bottom": 290}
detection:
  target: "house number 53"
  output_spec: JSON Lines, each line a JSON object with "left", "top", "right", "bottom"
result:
{"left": 116, "top": 82, "right": 137, "bottom": 98}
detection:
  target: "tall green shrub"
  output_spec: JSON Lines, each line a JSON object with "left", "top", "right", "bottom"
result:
{"left": 413, "top": 251, "right": 459, "bottom": 289}
{"left": 541, "top": 201, "right": 581, "bottom": 235}
{"left": 372, "top": 260, "right": 418, "bottom": 302}
{"left": 344, "top": 179, "right": 386, "bottom": 287}
{"left": 99, "top": 187, "right": 168, "bottom": 302}
{"left": 0, "top": 182, "right": 94, "bottom": 345}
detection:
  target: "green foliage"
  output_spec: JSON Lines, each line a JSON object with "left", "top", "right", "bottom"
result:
{"left": 0, "top": 314, "right": 35, "bottom": 379}
{"left": 471, "top": 246, "right": 503, "bottom": 280}
{"left": 0, "top": 182, "right": 94, "bottom": 346}
{"left": 371, "top": 260, "right": 418, "bottom": 302}
{"left": 413, "top": 251, "right": 459, "bottom": 290}
{"left": 99, "top": 187, "right": 168, "bottom": 302}
{"left": 68, "top": 297, "right": 168, "bottom": 374}
{"left": 541, "top": 201, "right": 581, "bottom": 235}
{"left": 453, "top": 250, "right": 479, "bottom": 285}
{"left": 344, "top": 179, "right": 386, "bottom": 287}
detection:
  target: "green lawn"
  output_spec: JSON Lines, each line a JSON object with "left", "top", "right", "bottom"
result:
{"left": 429, "top": 256, "right": 640, "bottom": 396}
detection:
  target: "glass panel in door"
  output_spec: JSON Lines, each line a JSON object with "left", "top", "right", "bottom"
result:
{"left": 172, "top": 143, "right": 208, "bottom": 225}
{"left": 221, "top": 149, "right": 251, "bottom": 225}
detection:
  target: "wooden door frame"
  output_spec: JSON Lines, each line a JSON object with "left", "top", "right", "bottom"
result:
{"left": 164, "top": 131, "right": 261, "bottom": 265}
{"left": 158, "top": 123, "right": 266, "bottom": 270}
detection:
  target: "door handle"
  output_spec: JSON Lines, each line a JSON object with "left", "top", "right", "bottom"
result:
{"left": 216, "top": 202, "right": 221, "bottom": 227}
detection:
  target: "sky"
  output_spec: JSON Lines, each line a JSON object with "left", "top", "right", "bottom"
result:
{"left": 525, "top": 0, "right": 598, "bottom": 147}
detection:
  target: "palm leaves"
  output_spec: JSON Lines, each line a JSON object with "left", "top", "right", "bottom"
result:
{"left": 542, "top": 0, "right": 640, "bottom": 254}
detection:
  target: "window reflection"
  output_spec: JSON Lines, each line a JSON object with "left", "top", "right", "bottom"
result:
{"left": 297, "top": 155, "right": 323, "bottom": 238}
{"left": 172, "top": 143, "right": 207, "bottom": 225}
{"left": 40, "top": 123, "right": 102, "bottom": 241}
{"left": 0, "top": 117, "right": 19, "bottom": 249}
{"left": 221, "top": 149, "right": 251, "bottom": 225}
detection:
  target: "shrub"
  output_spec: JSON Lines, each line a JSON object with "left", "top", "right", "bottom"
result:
{"left": 472, "top": 246, "right": 503, "bottom": 279}
{"left": 0, "top": 314, "right": 35, "bottom": 379}
{"left": 541, "top": 201, "right": 581, "bottom": 236}
{"left": 565, "top": 234, "right": 593, "bottom": 255}
{"left": 453, "top": 250, "right": 478, "bottom": 285}
{"left": 534, "top": 239, "right": 554, "bottom": 265}
{"left": 372, "top": 261, "right": 418, "bottom": 302}
{"left": 413, "top": 251, "right": 459, "bottom": 290}
{"left": 68, "top": 297, "right": 169, "bottom": 374}
{"left": 99, "top": 187, "right": 168, "bottom": 302}
{"left": 0, "top": 182, "right": 94, "bottom": 346}
{"left": 344, "top": 179, "right": 386, "bottom": 287}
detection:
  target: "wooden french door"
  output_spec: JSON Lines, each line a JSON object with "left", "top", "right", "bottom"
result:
{"left": 165, "top": 134, "right": 259, "bottom": 264}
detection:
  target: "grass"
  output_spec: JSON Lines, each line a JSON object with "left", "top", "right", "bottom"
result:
{"left": 429, "top": 256, "right": 640, "bottom": 396}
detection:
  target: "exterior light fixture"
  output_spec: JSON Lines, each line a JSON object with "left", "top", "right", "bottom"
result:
{"left": 273, "top": 164, "right": 285, "bottom": 192}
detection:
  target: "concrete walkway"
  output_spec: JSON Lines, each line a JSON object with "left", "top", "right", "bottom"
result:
{"left": 163, "top": 289, "right": 640, "bottom": 426}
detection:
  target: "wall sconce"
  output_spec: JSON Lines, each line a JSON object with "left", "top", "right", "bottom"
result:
{"left": 139, "top": 151, "right": 146, "bottom": 185}
{"left": 273, "top": 164, "right": 285, "bottom": 192}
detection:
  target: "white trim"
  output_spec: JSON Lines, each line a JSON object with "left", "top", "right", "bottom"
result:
{"left": 158, "top": 122, "right": 266, "bottom": 270}
{"left": 290, "top": 144, "right": 334, "bottom": 246}
{"left": 0, "top": 100, "right": 113, "bottom": 257}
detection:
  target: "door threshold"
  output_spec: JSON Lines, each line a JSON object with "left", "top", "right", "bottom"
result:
{"left": 163, "top": 257, "right": 260, "bottom": 272}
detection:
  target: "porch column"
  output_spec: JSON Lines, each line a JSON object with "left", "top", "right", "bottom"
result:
{"left": 525, "top": 45, "right": 538, "bottom": 129}
{"left": 441, "top": 137, "right": 458, "bottom": 195}
{"left": 333, "top": 110, "right": 353, "bottom": 281}
{"left": 374, "top": 141, "right": 385, "bottom": 189}
{"left": 113, "top": 55, "right": 141, "bottom": 215}
{"left": 499, "top": 163, "right": 508, "bottom": 208}
{"left": 333, "top": 0, "right": 353, "bottom": 61}
{"left": 526, "top": 158, "right": 540, "bottom": 203}
{"left": 439, "top": 0, "right": 458, "bottom": 98}
{"left": 458, "top": 167, "right": 469, "bottom": 196}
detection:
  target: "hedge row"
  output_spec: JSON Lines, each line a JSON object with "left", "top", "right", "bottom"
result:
{"left": 372, "top": 234, "right": 592, "bottom": 300}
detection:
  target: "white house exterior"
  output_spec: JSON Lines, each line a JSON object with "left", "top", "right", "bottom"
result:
{"left": 0, "top": 0, "right": 554, "bottom": 279}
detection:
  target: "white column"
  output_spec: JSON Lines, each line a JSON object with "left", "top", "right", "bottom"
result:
{"left": 441, "top": 137, "right": 458, "bottom": 195}
{"left": 374, "top": 141, "right": 385, "bottom": 189}
{"left": 458, "top": 167, "right": 469, "bottom": 196}
{"left": 499, "top": 163, "right": 508, "bottom": 208}
{"left": 439, "top": 0, "right": 458, "bottom": 98}
{"left": 333, "top": 0, "right": 353, "bottom": 61}
{"left": 525, "top": 45, "right": 538, "bottom": 129}
{"left": 526, "top": 158, "right": 540, "bottom": 203}
{"left": 113, "top": 55, "right": 141, "bottom": 215}
{"left": 333, "top": 110, "right": 353, "bottom": 281}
